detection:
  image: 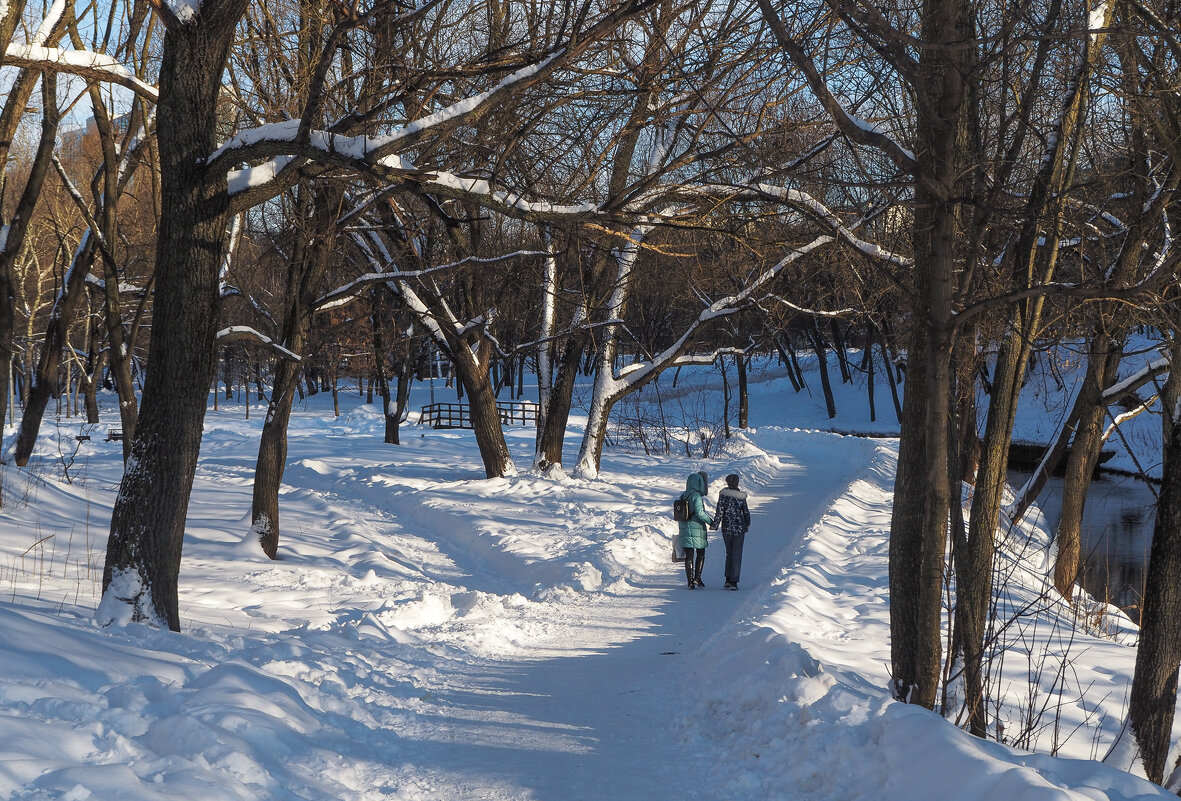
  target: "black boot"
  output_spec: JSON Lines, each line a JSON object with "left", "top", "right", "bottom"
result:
{"left": 693, "top": 553, "right": 706, "bottom": 588}
{"left": 686, "top": 557, "right": 696, "bottom": 589}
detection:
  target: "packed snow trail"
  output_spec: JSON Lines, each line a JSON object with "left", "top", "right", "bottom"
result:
{"left": 354, "top": 430, "right": 874, "bottom": 800}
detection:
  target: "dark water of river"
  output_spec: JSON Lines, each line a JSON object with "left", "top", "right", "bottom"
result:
{"left": 1009, "top": 470, "right": 1156, "bottom": 622}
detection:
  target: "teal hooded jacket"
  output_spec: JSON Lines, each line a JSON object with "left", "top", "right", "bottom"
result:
{"left": 677, "top": 472, "right": 713, "bottom": 549}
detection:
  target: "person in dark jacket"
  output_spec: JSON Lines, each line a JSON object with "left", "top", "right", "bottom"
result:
{"left": 678, "top": 471, "right": 713, "bottom": 589}
{"left": 713, "top": 473, "right": 751, "bottom": 590}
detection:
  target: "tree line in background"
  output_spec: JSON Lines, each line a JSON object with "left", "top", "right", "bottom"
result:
{"left": 2, "top": 0, "right": 1181, "bottom": 786}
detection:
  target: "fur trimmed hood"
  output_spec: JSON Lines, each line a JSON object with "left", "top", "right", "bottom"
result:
{"left": 718, "top": 487, "right": 747, "bottom": 500}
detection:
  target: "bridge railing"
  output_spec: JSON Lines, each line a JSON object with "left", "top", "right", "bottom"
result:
{"left": 419, "top": 400, "right": 539, "bottom": 429}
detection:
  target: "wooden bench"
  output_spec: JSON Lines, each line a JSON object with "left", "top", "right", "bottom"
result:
{"left": 105, "top": 429, "right": 123, "bottom": 442}
{"left": 75, "top": 435, "right": 91, "bottom": 442}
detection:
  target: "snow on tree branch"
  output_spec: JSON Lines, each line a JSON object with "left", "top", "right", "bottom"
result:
{"left": 756, "top": 0, "right": 916, "bottom": 174}
{"left": 31, "top": 0, "right": 67, "bottom": 45}
{"left": 1101, "top": 356, "right": 1170, "bottom": 404}
{"left": 215, "top": 326, "right": 301, "bottom": 362}
{"left": 748, "top": 184, "right": 912, "bottom": 267}
{"left": 758, "top": 296, "right": 859, "bottom": 319}
{"left": 607, "top": 233, "right": 835, "bottom": 390}
{"left": 142, "top": 0, "right": 199, "bottom": 27}
{"left": 314, "top": 251, "right": 544, "bottom": 313}
{"left": 214, "top": 1, "right": 660, "bottom": 207}
{"left": 3, "top": 44, "right": 159, "bottom": 102}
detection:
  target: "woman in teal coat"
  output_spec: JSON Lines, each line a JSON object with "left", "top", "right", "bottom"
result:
{"left": 678, "top": 471, "right": 714, "bottom": 589}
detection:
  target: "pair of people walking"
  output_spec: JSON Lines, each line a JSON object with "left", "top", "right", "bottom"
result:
{"left": 677, "top": 471, "right": 751, "bottom": 590}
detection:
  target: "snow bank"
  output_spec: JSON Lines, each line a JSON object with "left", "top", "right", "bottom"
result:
{"left": 683, "top": 439, "right": 1168, "bottom": 801}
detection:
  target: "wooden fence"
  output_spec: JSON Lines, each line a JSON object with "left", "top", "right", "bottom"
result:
{"left": 419, "top": 400, "right": 539, "bottom": 429}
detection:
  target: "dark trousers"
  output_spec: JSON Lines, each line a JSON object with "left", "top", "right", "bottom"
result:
{"left": 684, "top": 548, "right": 705, "bottom": 581}
{"left": 722, "top": 532, "right": 745, "bottom": 585}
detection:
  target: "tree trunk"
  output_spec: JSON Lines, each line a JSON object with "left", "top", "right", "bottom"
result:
{"left": 880, "top": 328, "right": 902, "bottom": 423}
{"left": 84, "top": 335, "right": 103, "bottom": 424}
{"left": 773, "top": 334, "right": 802, "bottom": 392}
{"left": 810, "top": 322, "right": 837, "bottom": 419}
{"left": 1128, "top": 330, "right": 1181, "bottom": 784}
{"left": 890, "top": 320, "right": 932, "bottom": 703}
{"left": 1, "top": 74, "right": 62, "bottom": 472}
{"left": 1008, "top": 402, "right": 1081, "bottom": 525}
{"left": 830, "top": 319, "right": 852, "bottom": 383}
{"left": 737, "top": 353, "right": 749, "bottom": 429}
{"left": 866, "top": 327, "right": 877, "bottom": 424}
{"left": 889, "top": 0, "right": 969, "bottom": 706}
{"left": 100, "top": 4, "right": 247, "bottom": 630}
{"left": 14, "top": 234, "right": 97, "bottom": 465}
{"left": 538, "top": 333, "right": 585, "bottom": 468}
{"left": 721, "top": 357, "right": 732, "bottom": 439}
{"left": 393, "top": 351, "right": 413, "bottom": 439}
{"left": 960, "top": 327, "right": 1012, "bottom": 736}
{"left": 374, "top": 322, "right": 397, "bottom": 444}
{"left": 1054, "top": 334, "right": 1121, "bottom": 598}
{"left": 83, "top": 86, "right": 142, "bottom": 461}
{"left": 253, "top": 357, "right": 301, "bottom": 559}
{"left": 455, "top": 348, "right": 513, "bottom": 477}
{"left": 251, "top": 185, "right": 343, "bottom": 557}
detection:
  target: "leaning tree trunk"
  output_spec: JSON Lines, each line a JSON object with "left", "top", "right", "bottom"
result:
{"left": 100, "top": 6, "right": 246, "bottom": 630}
{"left": 959, "top": 330, "right": 1024, "bottom": 734}
{"left": 575, "top": 313, "right": 628, "bottom": 478}
{"left": 0, "top": 74, "right": 62, "bottom": 472}
{"left": 252, "top": 356, "right": 303, "bottom": 559}
{"left": 1055, "top": 332, "right": 1122, "bottom": 598}
{"left": 251, "top": 185, "right": 342, "bottom": 558}
{"left": 0, "top": 20, "right": 52, "bottom": 445}
{"left": 14, "top": 234, "right": 97, "bottom": 465}
{"left": 809, "top": 321, "right": 837, "bottom": 419}
{"left": 773, "top": 333, "right": 802, "bottom": 393}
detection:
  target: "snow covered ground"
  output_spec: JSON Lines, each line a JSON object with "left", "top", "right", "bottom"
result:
{"left": 0, "top": 358, "right": 1176, "bottom": 800}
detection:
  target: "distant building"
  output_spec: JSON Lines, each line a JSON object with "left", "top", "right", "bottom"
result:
{"left": 57, "top": 112, "right": 135, "bottom": 161}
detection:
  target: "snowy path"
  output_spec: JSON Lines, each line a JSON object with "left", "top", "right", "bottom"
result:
{"left": 360, "top": 430, "right": 876, "bottom": 800}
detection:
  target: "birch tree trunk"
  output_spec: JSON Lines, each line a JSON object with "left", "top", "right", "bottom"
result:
{"left": 573, "top": 230, "right": 644, "bottom": 478}
{"left": 534, "top": 229, "right": 558, "bottom": 467}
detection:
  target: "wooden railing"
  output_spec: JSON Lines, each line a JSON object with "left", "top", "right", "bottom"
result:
{"left": 496, "top": 400, "right": 539, "bottom": 426}
{"left": 419, "top": 400, "right": 539, "bottom": 429}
